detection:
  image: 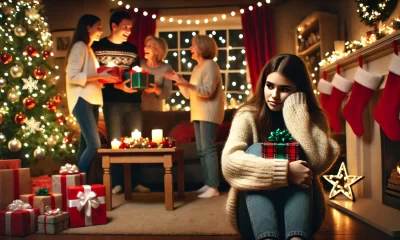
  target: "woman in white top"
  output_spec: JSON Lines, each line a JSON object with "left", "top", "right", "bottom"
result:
{"left": 141, "top": 35, "right": 172, "bottom": 111}
{"left": 164, "top": 35, "right": 225, "bottom": 198}
{"left": 66, "top": 14, "right": 118, "bottom": 174}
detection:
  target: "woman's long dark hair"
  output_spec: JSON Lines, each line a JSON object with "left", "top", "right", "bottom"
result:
{"left": 65, "top": 14, "right": 100, "bottom": 60}
{"left": 236, "top": 54, "right": 325, "bottom": 140}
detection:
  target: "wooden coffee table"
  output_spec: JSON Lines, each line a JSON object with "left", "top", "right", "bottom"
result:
{"left": 98, "top": 148, "right": 184, "bottom": 211}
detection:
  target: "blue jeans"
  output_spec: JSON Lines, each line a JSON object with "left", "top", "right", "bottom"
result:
{"left": 103, "top": 102, "right": 142, "bottom": 188}
{"left": 73, "top": 97, "right": 101, "bottom": 174}
{"left": 237, "top": 143, "right": 313, "bottom": 240}
{"left": 193, "top": 121, "right": 219, "bottom": 187}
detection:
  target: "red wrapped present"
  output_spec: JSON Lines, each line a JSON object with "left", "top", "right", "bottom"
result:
{"left": 31, "top": 175, "right": 52, "bottom": 193}
{"left": 0, "top": 159, "right": 21, "bottom": 169}
{"left": 0, "top": 168, "right": 31, "bottom": 210}
{"left": 20, "top": 188, "right": 62, "bottom": 214}
{"left": 67, "top": 184, "right": 106, "bottom": 228}
{"left": 261, "top": 129, "right": 301, "bottom": 162}
{"left": 124, "top": 66, "right": 155, "bottom": 89}
{"left": 0, "top": 200, "right": 40, "bottom": 237}
{"left": 52, "top": 164, "right": 86, "bottom": 211}
{"left": 97, "top": 66, "right": 124, "bottom": 84}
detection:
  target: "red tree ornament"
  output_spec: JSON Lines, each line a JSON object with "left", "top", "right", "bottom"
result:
{"left": 46, "top": 100, "right": 57, "bottom": 111}
{"left": 0, "top": 52, "right": 12, "bottom": 64}
{"left": 34, "top": 67, "right": 46, "bottom": 79}
{"left": 56, "top": 115, "right": 65, "bottom": 124}
{"left": 23, "top": 97, "right": 36, "bottom": 110}
{"left": 15, "top": 113, "right": 27, "bottom": 125}
{"left": 63, "top": 136, "right": 72, "bottom": 144}
{"left": 53, "top": 94, "right": 62, "bottom": 104}
{"left": 25, "top": 44, "right": 37, "bottom": 57}
{"left": 41, "top": 50, "right": 51, "bottom": 58}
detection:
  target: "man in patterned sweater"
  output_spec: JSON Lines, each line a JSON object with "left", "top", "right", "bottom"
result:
{"left": 92, "top": 11, "right": 150, "bottom": 194}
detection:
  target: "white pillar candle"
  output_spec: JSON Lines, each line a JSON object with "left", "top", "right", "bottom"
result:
{"left": 131, "top": 129, "right": 141, "bottom": 140}
{"left": 111, "top": 138, "right": 120, "bottom": 149}
{"left": 152, "top": 129, "right": 163, "bottom": 143}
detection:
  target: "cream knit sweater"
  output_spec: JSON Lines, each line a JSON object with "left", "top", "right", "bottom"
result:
{"left": 179, "top": 59, "right": 225, "bottom": 125}
{"left": 221, "top": 92, "right": 340, "bottom": 232}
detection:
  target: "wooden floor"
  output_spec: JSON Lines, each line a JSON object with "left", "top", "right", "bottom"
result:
{"left": 5, "top": 204, "right": 398, "bottom": 240}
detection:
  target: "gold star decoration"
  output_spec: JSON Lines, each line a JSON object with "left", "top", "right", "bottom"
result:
{"left": 323, "top": 162, "right": 364, "bottom": 201}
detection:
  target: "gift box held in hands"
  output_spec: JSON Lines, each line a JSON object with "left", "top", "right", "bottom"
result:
{"left": 0, "top": 168, "right": 31, "bottom": 210}
{"left": 125, "top": 66, "right": 155, "bottom": 89}
{"left": 97, "top": 65, "right": 124, "bottom": 84}
{"left": 38, "top": 208, "right": 69, "bottom": 234}
{"left": 0, "top": 200, "right": 40, "bottom": 237}
{"left": 67, "top": 184, "right": 106, "bottom": 228}
{"left": 20, "top": 188, "right": 62, "bottom": 214}
{"left": 52, "top": 164, "right": 86, "bottom": 211}
{"left": 0, "top": 159, "right": 21, "bottom": 169}
{"left": 261, "top": 129, "right": 301, "bottom": 162}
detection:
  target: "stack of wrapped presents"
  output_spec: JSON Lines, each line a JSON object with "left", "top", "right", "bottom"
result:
{"left": 0, "top": 160, "right": 107, "bottom": 236}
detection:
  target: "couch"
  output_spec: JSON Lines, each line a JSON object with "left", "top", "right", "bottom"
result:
{"left": 93, "top": 109, "right": 235, "bottom": 190}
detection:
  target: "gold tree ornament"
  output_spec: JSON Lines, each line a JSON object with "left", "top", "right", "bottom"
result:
{"left": 323, "top": 162, "right": 364, "bottom": 201}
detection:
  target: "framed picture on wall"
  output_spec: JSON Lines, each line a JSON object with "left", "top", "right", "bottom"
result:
{"left": 51, "top": 29, "right": 74, "bottom": 58}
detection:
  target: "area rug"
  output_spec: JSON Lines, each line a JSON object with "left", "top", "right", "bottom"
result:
{"left": 62, "top": 192, "right": 238, "bottom": 235}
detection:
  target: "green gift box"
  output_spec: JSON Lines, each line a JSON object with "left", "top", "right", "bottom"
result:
{"left": 124, "top": 69, "right": 155, "bottom": 89}
{"left": 38, "top": 212, "right": 69, "bottom": 234}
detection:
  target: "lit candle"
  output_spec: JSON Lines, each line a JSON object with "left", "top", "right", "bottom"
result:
{"left": 131, "top": 129, "right": 141, "bottom": 140}
{"left": 111, "top": 138, "right": 120, "bottom": 149}
{"left": 152, "top": 129, "right": 163, "bottom": 143}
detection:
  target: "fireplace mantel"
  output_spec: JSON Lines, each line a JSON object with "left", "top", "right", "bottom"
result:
{"left": 320, "top": 32, "right": 400, "bottom": 237}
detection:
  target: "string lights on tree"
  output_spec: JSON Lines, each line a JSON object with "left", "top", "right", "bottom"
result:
{"left": 0, "top": 0, "right": 77, "bottom": 161}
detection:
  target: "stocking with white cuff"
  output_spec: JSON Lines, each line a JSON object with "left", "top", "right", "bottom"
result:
{"left": 326, "top": 73, "right": 353, "bottom": 133}
{"left": 317, "top": 71, "right": 332, "bottom": 114}
{"left": 374, "top": 42, "right": 400, "bottom": 141}
{"left": 342, "top": 67, "right": 382, "bottom": 136}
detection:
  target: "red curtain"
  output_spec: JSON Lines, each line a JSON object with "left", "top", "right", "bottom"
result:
{"left": 241, "top": 4, "right": 275, "bottom": 92}
{"left": 122, "top": 8, "right": 158, "bottom": 58}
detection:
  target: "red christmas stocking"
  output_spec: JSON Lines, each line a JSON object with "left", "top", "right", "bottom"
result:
{"left": 342, "top": 66, "right": 382, "bottom": 136}
{"left": 374, "top": 42, "right": 400, "bottom": 141}
{"left": 326, "top": 73, "right": 353, "bottom": 133}
{"left": 317, "top": 71, "right": 332, "bottom": 113}
{"left": 317, "top": 78, "right": 332, "bottom": 113}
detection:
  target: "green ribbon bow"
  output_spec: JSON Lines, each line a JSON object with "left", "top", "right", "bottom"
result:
{"left": 35, "top": 188, "right": 49, "bottom": 196}
{"left": 268, "top": 128, "right": 294, "bottom": 143}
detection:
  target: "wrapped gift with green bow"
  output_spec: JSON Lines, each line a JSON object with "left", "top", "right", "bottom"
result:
{"left": 261, "top": 128, "right": 301, "bottom": 162}
{"left": 124, "top": 66, "right": 155, "bottom": 89}
{"left": 19, "top": 188, "right": 62, "bottom": 214}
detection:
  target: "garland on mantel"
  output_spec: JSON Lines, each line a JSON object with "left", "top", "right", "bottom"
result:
{"left": 356, "top": 0, "right": 398, "bottom": 26}
{"left": 318, "top": 17, "right": 400, "bottom": 68}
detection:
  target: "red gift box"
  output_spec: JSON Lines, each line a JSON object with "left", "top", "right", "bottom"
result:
{"left": 31, "top": 175, "right": 52, "bottom": 193}
{"left": 0, "top": 202, "right": 39, "bottom": 237}
{"left": 261, "top": 142, "right": 301, "bottom": 162}
{"left": 97, "top": 66, "right": 124, "bottom": 84}
{"left": 0, "top": 159, "right": 21, "bottom": 169}
{"left": 67, "top": 184, "right": 106, "bottom": 228}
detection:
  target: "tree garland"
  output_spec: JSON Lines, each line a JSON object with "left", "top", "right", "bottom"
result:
{"left": 356, "top": 0, "right": 398, "bottom": 26}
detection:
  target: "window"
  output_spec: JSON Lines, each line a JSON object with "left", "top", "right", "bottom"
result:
{"left": 157, "top": 15, "right": 252, "bottom": 111}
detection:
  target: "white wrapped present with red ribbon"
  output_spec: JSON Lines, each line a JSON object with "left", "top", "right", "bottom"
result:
{"left": 38, "top": 206, "right": 69, "bottom": 234}
{"left": 0, "top": 200, "right": 40, "bottom": 236}
{"left": 67, "top": 184, "right": 106, "bottom": 228}
{"left": 52, "top": 164, "right": 86, "bottom": 211}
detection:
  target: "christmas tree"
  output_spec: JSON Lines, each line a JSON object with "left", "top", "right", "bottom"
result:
{"left": 0, "top": 0, "right": 77, "bottom": 162}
